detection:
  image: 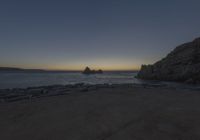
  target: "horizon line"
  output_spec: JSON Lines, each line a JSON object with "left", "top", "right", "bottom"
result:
{"left": 0, "top": 66, "right": 140, "bottom": 72}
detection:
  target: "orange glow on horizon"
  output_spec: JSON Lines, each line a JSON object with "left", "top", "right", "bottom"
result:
{"left": 1, "top": 58, "right": 143, "bottom": 71}
{"left": 43, "top": 65, "right": 140, "bottom": 71}
{"left": 1, "top": 64, "right": 140, "bottom": 71}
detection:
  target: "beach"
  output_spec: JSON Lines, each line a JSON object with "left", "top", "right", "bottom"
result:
{"left": 1, "top": 84, "right": 200, "bottom": 140}
{"left": 1, "top": 0, "right": 200, "bottom": 139}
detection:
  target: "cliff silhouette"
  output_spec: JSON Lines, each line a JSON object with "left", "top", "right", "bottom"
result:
{"left": 137, "top": 37, "right": 200, "bottom": 84}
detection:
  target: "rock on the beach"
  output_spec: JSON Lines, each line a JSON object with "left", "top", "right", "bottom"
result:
{"left": 137, "top": 37, "right": 200, "bottom": 83}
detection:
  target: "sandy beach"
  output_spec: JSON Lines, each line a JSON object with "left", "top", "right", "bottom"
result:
{"left": 0, "top": 84, "right": 200, "bottom": 140}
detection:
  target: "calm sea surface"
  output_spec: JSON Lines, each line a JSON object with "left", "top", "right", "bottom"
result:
{"left": 0, "top": 72, "right": 199, "bottom": 89}
{"left": 0, "top": 72, "right": 138, "bottom": 89}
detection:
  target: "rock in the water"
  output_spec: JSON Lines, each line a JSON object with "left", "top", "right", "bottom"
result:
{"left": 82, "top": 67, "right": 103, "bottom": 74}
{"left": 137, "top": 37, "right": 200, "bottom": 83}
{"left": 82, "top": 67, "right": 92, "bottom": 74}
{"left": 97, "top": 69, "right": 103, "bottom": 74}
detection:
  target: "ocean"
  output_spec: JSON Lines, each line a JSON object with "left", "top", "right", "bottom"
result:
{"left": 0, "top": 71, "right": 199, "bottom": 89}
{"left": 0, "top": 71, "right": 138, "bottom": 89}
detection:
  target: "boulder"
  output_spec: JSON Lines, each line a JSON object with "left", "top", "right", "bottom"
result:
{"left": 82, "top": 67, "right": 103, "bottom": 74}
{"left": 137, "top": 37, "right": 200, "bottom": 83}
{"left": 97, "top": 69, "right": 103, "bottom": 74}
{"left": 83, "top": 67, "right": 92, "bottom": 74}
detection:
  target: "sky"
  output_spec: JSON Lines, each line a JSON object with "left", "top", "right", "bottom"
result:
{"left": 0, "top": 0, "right": 200, "bottom": 70}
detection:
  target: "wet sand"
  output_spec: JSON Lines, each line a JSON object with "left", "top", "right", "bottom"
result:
{"left": 0, "top": 84, "right": 200, "bottom": 140}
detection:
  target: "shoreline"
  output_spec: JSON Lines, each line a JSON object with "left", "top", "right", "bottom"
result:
{"left": 1, "top": 83, "right": 200, "bottom": 103}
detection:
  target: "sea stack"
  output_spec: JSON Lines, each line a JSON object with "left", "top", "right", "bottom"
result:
{"left": 137, "top": 37, "right": 200, "bottom": 84}
{"left": 82, "top": 67, "right": 103, "bottom": 74}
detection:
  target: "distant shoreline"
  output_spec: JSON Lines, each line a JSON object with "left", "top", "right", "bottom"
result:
{"left": 0, "top": 67, "right": 138, "bottom": 73}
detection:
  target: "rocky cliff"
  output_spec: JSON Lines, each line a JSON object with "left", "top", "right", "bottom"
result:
{"left": 137, "top": 37, "right": 200, "bottom": 83}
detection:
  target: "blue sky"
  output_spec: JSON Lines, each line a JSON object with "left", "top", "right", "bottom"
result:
{"left": 0, "top": 0, "right": 200, "bottom": 70}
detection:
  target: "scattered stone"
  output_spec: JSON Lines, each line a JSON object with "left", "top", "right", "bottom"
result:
{"left": 6, "top": 95, "right": 29, "bottom": 102}
{"left": 75, "top": 83, "right": 85, "bottom": 87}
{"left": 185, "top": 78, "right": 196, "bottom": 84}
{"left": 80, "top": 88, "right": 89, "bottom": 92}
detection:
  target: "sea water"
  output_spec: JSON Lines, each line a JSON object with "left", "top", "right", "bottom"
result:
{"left": 0, "top": 72, "right": 139, "bottom": 89}
{"left": 0, "top": 71, "right": 199, "bottom": 89}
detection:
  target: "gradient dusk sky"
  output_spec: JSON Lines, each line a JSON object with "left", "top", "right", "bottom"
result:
{"left": 0, "top": 0, "right": 200, "bottom": 70}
